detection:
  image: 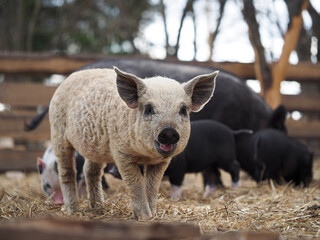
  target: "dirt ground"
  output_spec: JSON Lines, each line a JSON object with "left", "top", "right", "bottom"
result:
{"left": 0, "top": 158, "right": 319, "bottom": 239}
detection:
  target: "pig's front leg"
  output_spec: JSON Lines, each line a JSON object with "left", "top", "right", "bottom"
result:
{"left": 145, "top": 161, "right": 170, "bottom": 215}
{"left": 115, "top": 155, "right": 151, "bottom": 220}
{"left": 83, "top": 160, "right": 105, "bottom": 207}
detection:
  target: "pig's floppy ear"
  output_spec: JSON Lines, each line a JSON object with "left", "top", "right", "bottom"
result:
{"left": 37, "top": 157, "right": 46, "bottom": 174}
{"left": 183, "top": 71, "right": 218, "bottom": 112}
{"left": 114, "top": 66, "right": 146, "bottom": 109}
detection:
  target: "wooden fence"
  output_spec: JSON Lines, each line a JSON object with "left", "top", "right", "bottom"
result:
{"left": 0, "top": 53, "right": 319, "bottom": 172}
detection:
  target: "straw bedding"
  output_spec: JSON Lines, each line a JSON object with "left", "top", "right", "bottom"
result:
{"left": 0, "top": 158, "right": 319, "bottom": 239}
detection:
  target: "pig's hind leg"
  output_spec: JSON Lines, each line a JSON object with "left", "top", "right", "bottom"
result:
{"left": 83, "top": 160, "right": 106, "bottom": 207}
{"left": 203, "top": 167, "right": 223, "bottom": 198}
{"left": 220, "top": 159, "right": 240, "bottom": 188}
{"left": 229, "top": 161, "right": 240, "bottom": 187}
{"left": 53, "top": 142, "right": 78, "bottom": 213}
{"left": 167, "top": 170, "right": 185, "bottom": 201}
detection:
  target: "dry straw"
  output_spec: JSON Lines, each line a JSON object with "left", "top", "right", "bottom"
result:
{"left": 0, "top": 159, "right": 319, "bottom": 239}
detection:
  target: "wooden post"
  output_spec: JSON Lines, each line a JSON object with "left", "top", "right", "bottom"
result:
{"left": 266, "top": 0, "right": 309, "bottom": 109}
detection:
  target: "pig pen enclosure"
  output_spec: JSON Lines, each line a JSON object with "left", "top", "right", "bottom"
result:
{"left": 0, "top": 54, "right": 320, "bottom": 240}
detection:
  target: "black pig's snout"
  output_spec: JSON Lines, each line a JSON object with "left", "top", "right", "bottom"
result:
{"left": 158, "top": 127, "right": 180, "bottom": 145}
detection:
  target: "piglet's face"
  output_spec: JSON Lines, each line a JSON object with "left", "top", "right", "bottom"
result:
{"left": 37, "top": 157, "right": 63, "bottom": 204}
{"left": 115, "top": 67, "right": 218, "bottom": 160}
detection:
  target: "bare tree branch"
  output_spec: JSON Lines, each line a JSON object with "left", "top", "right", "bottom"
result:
{"left": 27, "top": 0, "right": 42, "bottom": 52}
{"left": 16, "top": 0, "right": 24, "bottom": 51}
{"left": 296, "top": 24, "right": 312, "bottom": 62}
{"left": 159, "top": 0, "right": 170, "bottom": 55}
{"left": 208, "top": 0, "right": 227, "bottom": 60}
{"left": 191, "top": 5, "right": 197, "bottom": 60}
{"left": 284, "top": 0, "right": 305, "bottom": 29}
{"left": 242, "top": 0, "right": 272, "bottom": 92}
{"left": 173, "top": 0, "right": 195, "bottom": 57}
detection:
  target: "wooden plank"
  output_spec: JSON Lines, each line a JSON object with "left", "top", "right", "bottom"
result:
{"left": 0, "top": 52, "right": 99, "bottom": 75}
{"left": 0, "top": 148, "right": 42, "bottom": 172}
{"left": 0, "top": 82, "right": 57, "bottom": 106}
{"left": 0, "top": 52, "right": 320, "bottom": 81}
{"left": 0, "top": 114, "right": 50, "bottom": 140}
{"left": 286, "top": 61, "right": 320, "bottom": 82}
{"left": 201, "top": 232, "right": 279, "bottom": 240}
{"left": 286, "top": 119, "right": 320, "bottom": 138}
{"left": 282, "top": 95, "right": 320, "bottom": 112}
{"left": 0, "top": 217, "right": 201, "bottom": 240}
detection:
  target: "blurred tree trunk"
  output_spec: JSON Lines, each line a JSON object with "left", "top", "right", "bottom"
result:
{"left": 296, "top": 25, "right": 311, "bottom": 62}
{"left": 159, "top": 0, "right": 170, "bottom": 55}
{"left": 173, "top": 0, "right": 195, "bottom": 58}
{"left": 308, "top": 2, "right": 320, "bottom": 62}
{"left": 242, "top": 0, "right": 273, "bottom": 95}
{"left": 208, "top": 0, "right": 227, "bottom": 60}
{"left": 16, "top": 0, "right": 24, "bottom": 51}
{"left": 27, "top": 0, "right": 42, "bottom": 52}
{"left": 191, "top": 6, "right": 197, "bottom": 60}
{"left": 242, "top": 0, "right": 308, "bottom": 109}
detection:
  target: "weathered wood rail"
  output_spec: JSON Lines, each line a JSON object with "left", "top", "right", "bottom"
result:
{"left": 0, "top": 217, "right": 280, "bottom": 240}
{"left": 1, "top": 52, "right": 320, "bottom": 81}
{"left": 0, "top": 53, "right": 319, "bottom": 172}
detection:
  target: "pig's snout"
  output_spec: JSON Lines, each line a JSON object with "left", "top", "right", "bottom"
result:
{"left": 156, "top": 127, "right": 179, "bottom": 157}
{"left": 158, "top": 127, "right": 180, "bottom": 145}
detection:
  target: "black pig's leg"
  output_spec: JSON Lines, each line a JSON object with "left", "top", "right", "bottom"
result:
{"left": 168, "top": 170, "right": 185, "bottom": 201}
{"left": 203, "top": 167, "right": 223, "bottom": 198}
{"left": 221, "top": 160, "right": 240, "bottom": 187}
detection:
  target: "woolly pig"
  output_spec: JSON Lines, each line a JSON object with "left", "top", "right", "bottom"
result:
{"left": 49, "top": 67, "right": 217, "bottom": 219}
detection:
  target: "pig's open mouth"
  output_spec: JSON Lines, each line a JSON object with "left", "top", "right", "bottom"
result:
{"left": 155, "top": 141, "right": 177, "bottom": 157}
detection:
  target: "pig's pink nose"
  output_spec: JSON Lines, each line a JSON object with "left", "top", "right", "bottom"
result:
{"left": 52, "top": 192, "right": 64, "bottom": 204}
{"left": 158, "top": 127, "right": 180, "bottom": 145}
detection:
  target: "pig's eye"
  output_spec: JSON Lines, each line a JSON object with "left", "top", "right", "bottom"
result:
{"left": 144, "top": 104, "right": 155, "bottom": 116}
{"left": 43, "top": 183, "right": 51, "bottom": 192}
{"left": 179, "top": 106, "right": 188, "bottom": 117}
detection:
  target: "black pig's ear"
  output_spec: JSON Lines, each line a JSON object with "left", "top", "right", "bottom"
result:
{"left": 114, "top": 67, "right": 146, "bottom": 109}
{"left": 183, "top": 71, "right": 218, "bottom": 112}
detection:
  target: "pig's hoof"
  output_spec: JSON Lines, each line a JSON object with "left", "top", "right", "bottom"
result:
{"left": 170, "top": 189, "right": 181, "bottom": 201}
{"left": 171, "top": 185, "right": 182, "bottom": 202}
{"left": 141, "top": 213, "right": 153, "bottom": 221}
{"left": 132, "top": 212, "right": 152, "bottom": 221}
{"left": 133, "top": 208, "right": 153, "bottom": 221}
{"left": 150, "top": 207, "right": 157, "bottom": 216}
{"left": 232, "top": 181, "right": 241, "bottom": 188}
{"left": 203, "top": 185, "right": 217, "bottom": 198}
{"left": 89, "top": 200, "right": 102, "bottom": 209}
{"left": 64, "top": 203, "right": 79, "bottom": 214}
{"left": 171, "top": 197, "right": 180, "bottom": 202}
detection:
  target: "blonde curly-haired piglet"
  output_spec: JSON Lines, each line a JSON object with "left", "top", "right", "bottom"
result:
{"left": 49, "top": 67, "right": 218, "bottom": 220}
